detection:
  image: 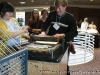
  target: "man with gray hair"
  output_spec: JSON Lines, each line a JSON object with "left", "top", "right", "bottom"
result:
{"left": 40, "top": 0, "right": 78, "bottom": 75}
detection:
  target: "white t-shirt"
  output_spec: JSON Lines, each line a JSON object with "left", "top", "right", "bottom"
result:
{"left": 81, "top": 22, "right": 88, "bottom": 31}
{"left": 4, "top": 19, "right": 20, "bottom": 46}
{"left": 89, "top": 24, "right": 96, "bottom": 29}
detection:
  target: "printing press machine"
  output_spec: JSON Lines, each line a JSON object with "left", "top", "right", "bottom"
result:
{"left": 20, "top": 35, "right": 68, "bottom": 75}
{"left": 26, "top": 35, "right": 67, "bottom": 63}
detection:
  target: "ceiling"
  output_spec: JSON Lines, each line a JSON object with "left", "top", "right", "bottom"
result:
{"left": 0, "top": 0, "right": 100, "bottom": 11}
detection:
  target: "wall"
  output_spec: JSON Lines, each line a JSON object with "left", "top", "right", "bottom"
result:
{"left": 25, "top": 12, "right": 31, "bottom": 25}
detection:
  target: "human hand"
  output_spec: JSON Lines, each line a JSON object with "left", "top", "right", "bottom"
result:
{"left": 53, "top": 33, "right": 65, "bottom": 37}
{"left": 39, "top": 32, "right": 46, "bottom": 36}
{"left": 21, "top": 26, "right": 29, "bottom": 32}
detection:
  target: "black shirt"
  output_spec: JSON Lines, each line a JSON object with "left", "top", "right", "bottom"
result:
{"left": 41, "top": 10, "right": 78, "bottom": 42}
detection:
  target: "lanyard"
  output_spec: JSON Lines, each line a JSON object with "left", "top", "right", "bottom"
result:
{"left": 56, "top": 12, "right": 67, "bottom": 22}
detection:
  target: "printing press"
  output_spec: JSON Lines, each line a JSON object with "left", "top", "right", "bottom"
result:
{"left": 27, "top": 35, "right": 67, "bottom": 62}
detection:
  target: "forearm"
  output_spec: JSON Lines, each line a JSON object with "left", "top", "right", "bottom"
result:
{"left": 53, "top": 33, "right": 65, "bottom": 37}
{"left": 32, "top": 29, "right": 41, "bottom": 32}
{"left": 10, "top": 30, "right": 24, "bottom": 37}
{"left": 21, "top": 33, "right": 30, "bottom": 40}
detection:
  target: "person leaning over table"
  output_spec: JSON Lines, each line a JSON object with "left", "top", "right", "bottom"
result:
{"left": 39, "top": 0, "right": 78, "bottom": 75}
{"left": 0, "top": 1, "right": 30, "bottom": 47}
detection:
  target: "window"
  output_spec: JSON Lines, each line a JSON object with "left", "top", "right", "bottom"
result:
{"left": 16, "top": 12, "right": 25, "bottom": 26}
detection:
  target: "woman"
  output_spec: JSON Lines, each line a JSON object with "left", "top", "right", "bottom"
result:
{"left": 40, "top": 9, "right": 48, "bottom": 22}
{"left": 28, "top": 9, "right": 43, "bottom": 35}
{"left": 81, "top": 17, "right": 89, "bottom": 31}
{"left": 0, "top": 1, "right": 30, "bottom": 47}
{"left": 89, "top": 21, "right": 97, "bottom": 29}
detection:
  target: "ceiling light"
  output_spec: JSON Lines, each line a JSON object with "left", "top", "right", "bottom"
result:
{"left": 34, "top": 9, "right": 38, "bottom": 10}
{"left": 90, "top": 0, "right": 93, "bottom": 1}
{"left": 31, "top": 0, "right": 34, "bottom": 2}
{"left": 20, "top": 2, "right": 26, "bottom": 4}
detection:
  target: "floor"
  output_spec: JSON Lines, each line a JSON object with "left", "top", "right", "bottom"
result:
{"left": 69, "top": 48, "right": 100, "bottom": 75}
{"left": 68, "top": 45, "right": 94, "bottom": 66}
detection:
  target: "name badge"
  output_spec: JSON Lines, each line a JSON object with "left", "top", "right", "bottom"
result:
{"left": 53, "top": 23, "right": 60, "bottom": 30}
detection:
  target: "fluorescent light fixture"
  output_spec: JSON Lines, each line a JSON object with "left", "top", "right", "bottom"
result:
{"left": 20, "top": 2, "right": 26, "bottom": 4}
{"left": 90, "top": 0, "right": 93, "bottom": 1}
{"left": 34, "top": 9, "right": 38, "bottom": 10}
{"left": 31, "top": 0, "right": 34, "bottom": 2}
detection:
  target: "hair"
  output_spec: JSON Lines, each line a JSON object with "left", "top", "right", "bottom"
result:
{"left": 54, "top": 0, "right": 68, "bottom": 7}
{"left": 41, "top": 9, "right": 48, "bottom": 15}
{"left": 0, "top": 1, "right": 14, "bottom": 16}
{"left": 30, "top": 9, "right": 39, "bottom": 23}
{"left": 91, "top": 21, "right": 94, "bottom": 24}
{"left": 84, "top": 17, "right": 88, "bottom": 22}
